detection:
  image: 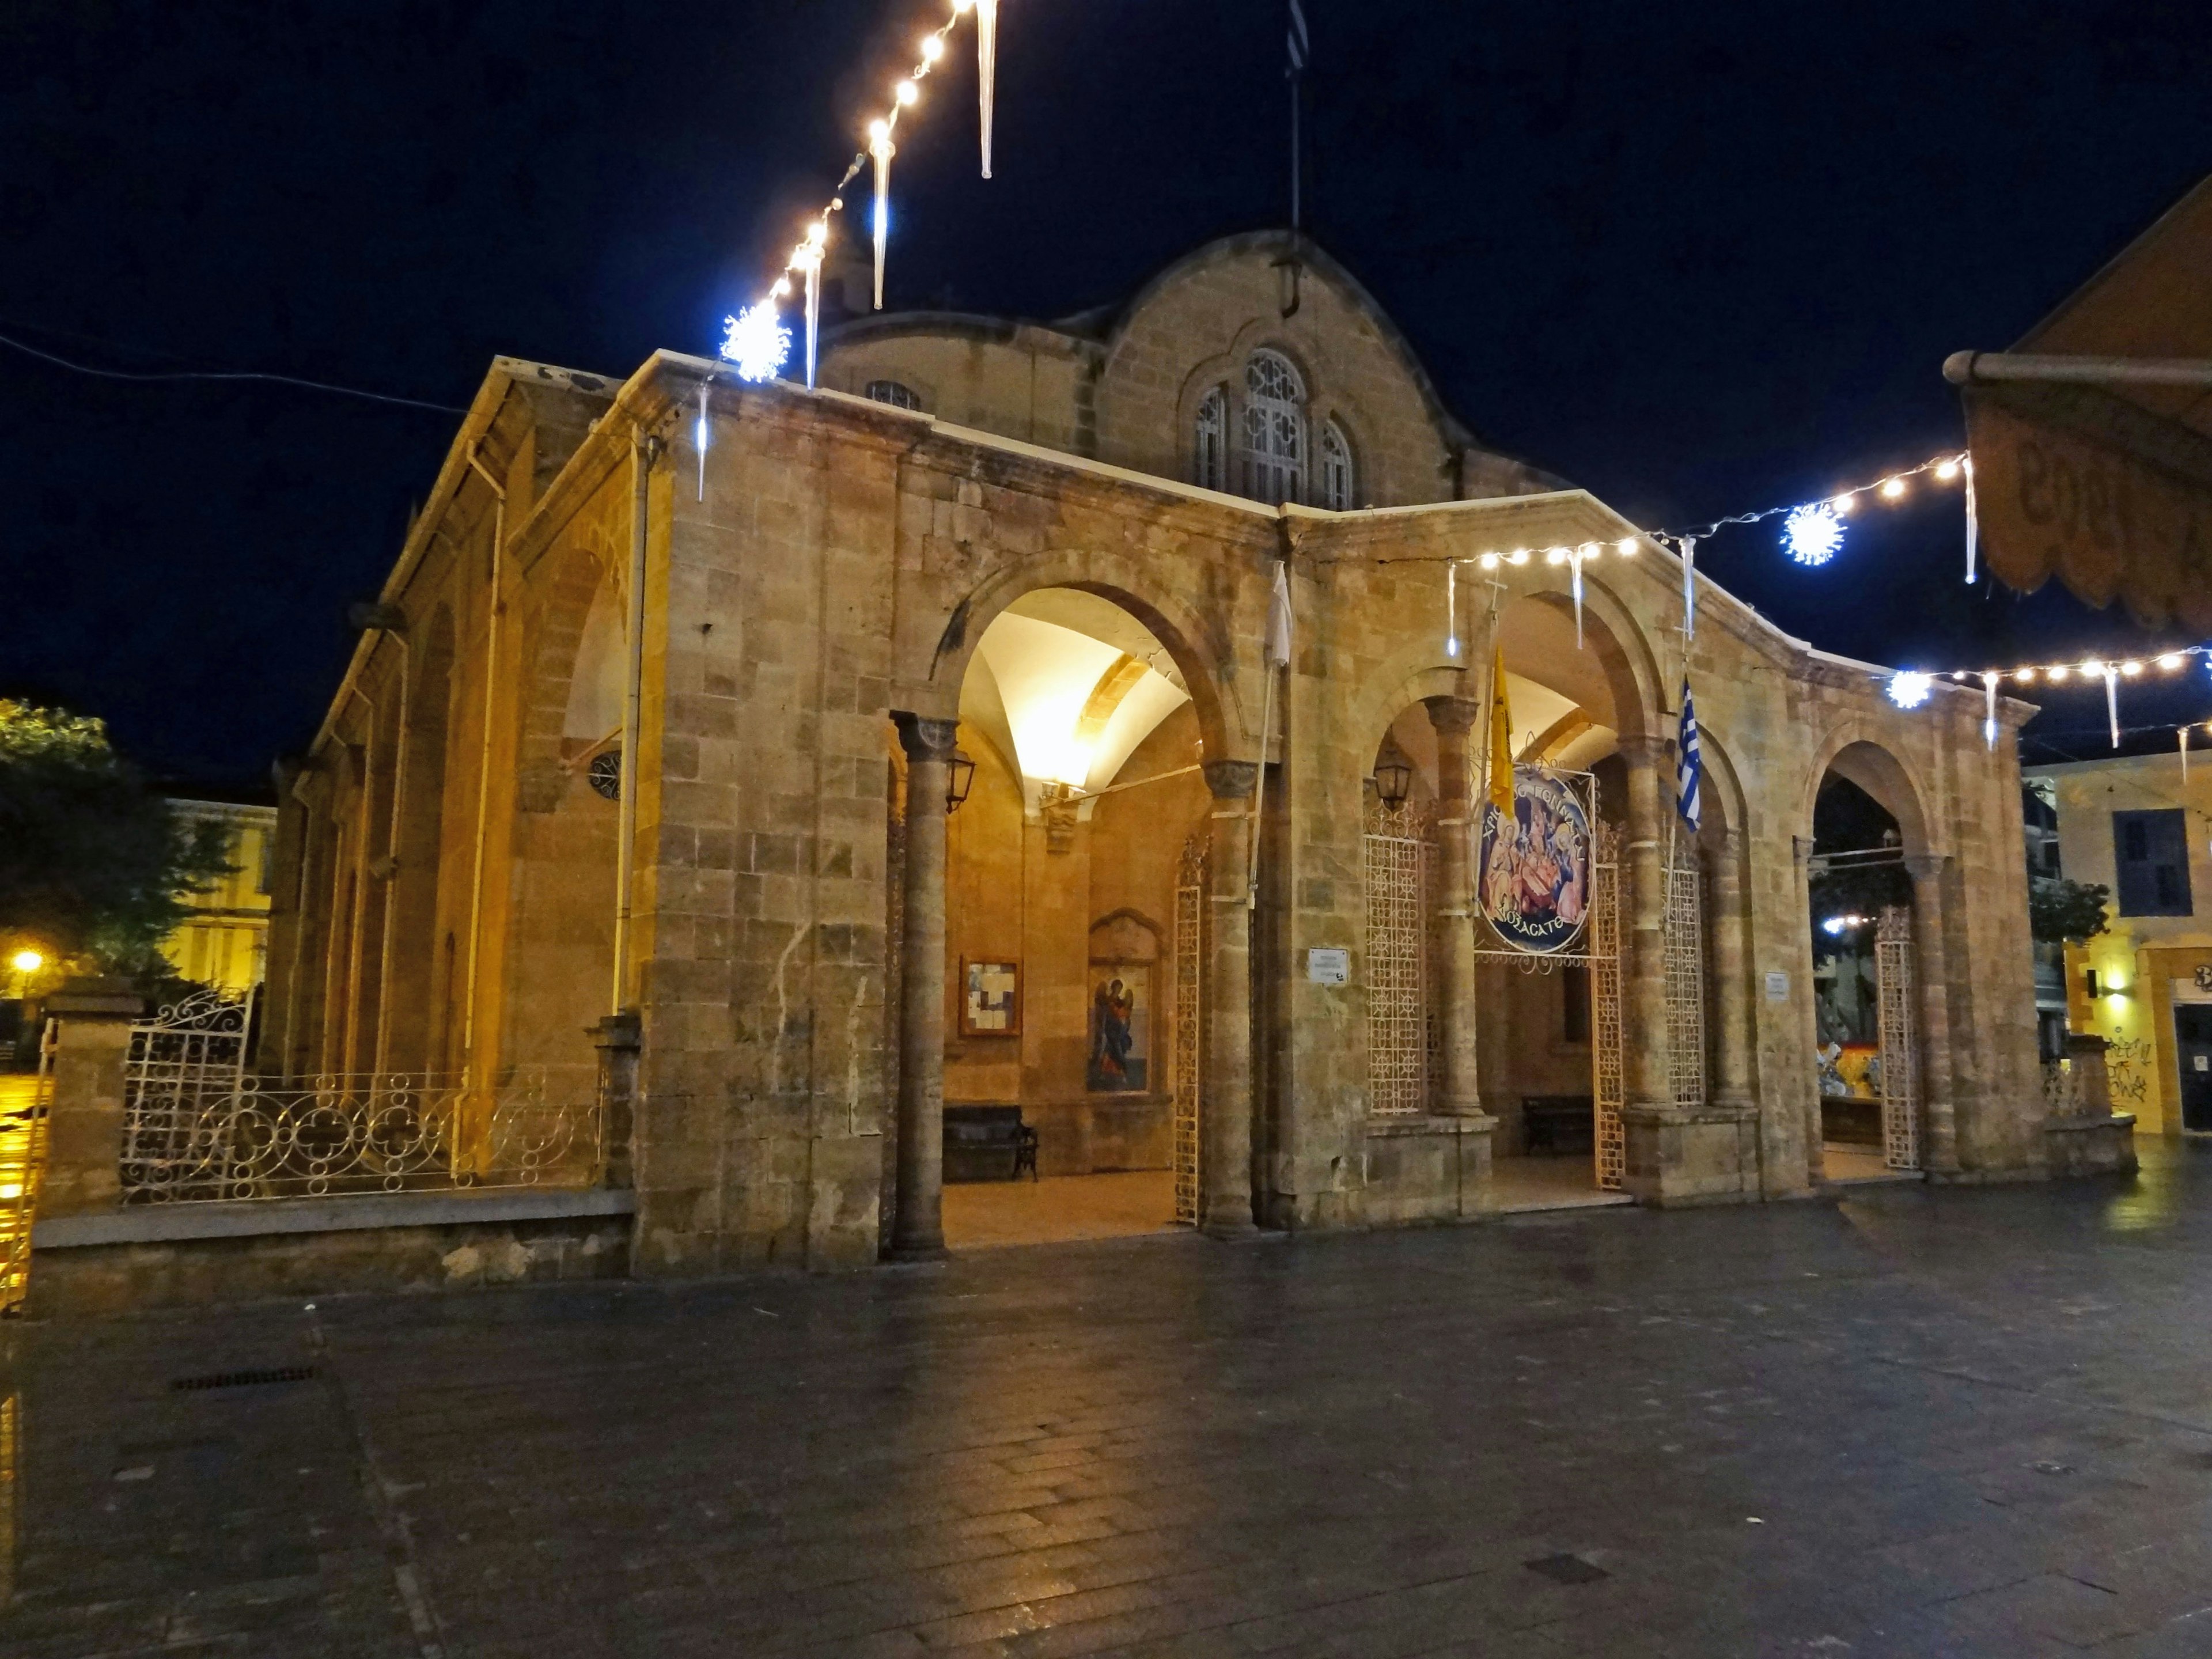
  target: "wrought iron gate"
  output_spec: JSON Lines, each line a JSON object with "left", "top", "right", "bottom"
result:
{"left": 0, "top": 1023, "right": 55, "bottom": 1313}
{"left": 1664, "top": 847, "right": 1707, "bottom": 1111}
{"left": 1363, "top": 801, "right": 1433, "bottom": 1118}
{"left": 1172, "top": 835, "right": 1205, "bottom": 1225}
{"left": 1876, "top": 904, "right": 1921, "bottom": 1171}
{"left": 1589, "top": 822, "right": 1627, "bottom": 1190}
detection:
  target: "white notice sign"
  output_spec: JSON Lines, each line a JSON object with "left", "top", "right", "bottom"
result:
{"left": 1764, "top": 971, "right": 1790, "bottom": 1003}
{"left": 1307, "top": 948, "right": 1351, "bottom": 986}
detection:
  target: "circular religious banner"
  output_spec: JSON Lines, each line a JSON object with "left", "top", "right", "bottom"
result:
{"left": 1478, "top": 767, "right": 1594, "bottom": 955}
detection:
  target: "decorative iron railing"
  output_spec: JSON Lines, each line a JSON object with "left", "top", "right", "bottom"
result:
{"left": 119, "top": 1069, "right": 604, "bottom": 1203}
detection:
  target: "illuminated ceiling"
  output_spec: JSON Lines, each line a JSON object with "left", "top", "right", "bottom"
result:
{"left": 959, "top": 592, "right": 1191, "bottom": 813}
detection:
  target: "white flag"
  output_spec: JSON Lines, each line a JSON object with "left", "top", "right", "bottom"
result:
{"left": 1266, "top": 560, "right": 1294, "bottom": 668}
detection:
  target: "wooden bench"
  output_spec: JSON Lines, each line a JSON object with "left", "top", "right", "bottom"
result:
{"left": 1520, "top": 1094, "right": 1595, "bottom": 1156}
{"left": 942, "top": 1105, "right": 1040, "bottom": 1183}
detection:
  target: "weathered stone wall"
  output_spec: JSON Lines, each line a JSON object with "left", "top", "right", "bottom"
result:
{"left": 820, "top": 233, "right": 1554, "bottom": 511}
{"left": 263, "top": 325, "right": 2056, "bottom": 1278}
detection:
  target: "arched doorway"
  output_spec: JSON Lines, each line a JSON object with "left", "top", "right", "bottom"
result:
{"left": 921, "top": 588, "right": 1217, "bottom": 1248}
{"left": 1807, "top": 770, "right": 1921, "bottom": 1181}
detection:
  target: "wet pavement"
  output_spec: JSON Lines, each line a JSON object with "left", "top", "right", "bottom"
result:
{"left": 7, "top": 1144, "right": 2212, "bottom": 1657}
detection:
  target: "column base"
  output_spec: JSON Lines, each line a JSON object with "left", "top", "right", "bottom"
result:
{"left": 1200, "top": 1216, "right": 1260, "bottom": 1241}
{"left": 885, "top": 1240, "right": 949, "bottom": 1263}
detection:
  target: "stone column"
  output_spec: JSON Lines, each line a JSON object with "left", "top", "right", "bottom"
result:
{"left": 35, "top": 984, "right": 145, "bottom": 1219}
{"left": 1708, "top": 830, "right": 1756, "bottom": 1112}
{"left": 889, "top": 713, "right": 958, "bottom": 1260}
{"left": 591, "top": 1010, "right": 641, "bottom": 1190}
{"left": 1202, "top": 759, "right": 1259, "bottom": 1237}
{"left": 1423, "top": 696, "right": 1482, "bottom": 1117}
{"left": 1904, "top": 854, "right": 1961, "bottom": 1175}
{"left": 1617, "top": 736, "right": 1673, "bottom": 1109}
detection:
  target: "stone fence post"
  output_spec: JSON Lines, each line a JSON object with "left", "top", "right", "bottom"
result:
{"left": 2044, "top": 1031, "right": 2137, "bottom": 1177}
{"left": 35, "top": 983, "right": 145, "bottom": 1219}
{"left": 592, "top": 1010, "right": 641, "bottom": 1189}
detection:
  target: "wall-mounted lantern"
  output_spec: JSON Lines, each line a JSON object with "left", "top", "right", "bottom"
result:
{"left": 945, "top": 749, "right": 976, "bottom": 814}
{"left": 1373, "top": 754, "right": 1412, "bottom": 810}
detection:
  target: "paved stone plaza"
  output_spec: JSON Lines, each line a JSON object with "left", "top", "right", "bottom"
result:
{"left": 8, "top": 1152, "right": 2212, "bottom": 1658}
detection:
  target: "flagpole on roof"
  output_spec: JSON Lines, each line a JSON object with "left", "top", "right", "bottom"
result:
{"left": 1286, "top": 0, "right": 1308, "bottom": 230}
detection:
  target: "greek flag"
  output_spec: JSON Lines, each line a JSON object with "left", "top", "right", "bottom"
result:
{"left": 1287, "top": 0, "right": 1309, "bottom": 73}
{"left": 1676, "top": 675, "right": 1703, "bottom": 832}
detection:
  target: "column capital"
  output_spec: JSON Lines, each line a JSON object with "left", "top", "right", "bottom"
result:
{"left": 1422, "top": 695, "right": 1482, "bottom": 736}
{"left": 1202, "top": 759, "right": 1259, "bottom": 800}
{"left": 1902, "top": 851, "right": 1948, "bottom": 883}
{"left": 1615, "top": 733, "right": 1669, "bottom": 769}
{"left": 891, "top": 711, "right": 960, "bottom": 763}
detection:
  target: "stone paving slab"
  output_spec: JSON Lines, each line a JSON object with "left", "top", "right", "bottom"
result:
{"left": 7, "top": 1146, "right": 2212, "bottom": 1655}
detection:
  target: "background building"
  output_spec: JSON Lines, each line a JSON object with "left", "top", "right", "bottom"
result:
{"left": 2026, "top": 753, "right": 2212, "bottom": 1133}
{"left": 162, "top": 799, "right": 277, "bottom": 996}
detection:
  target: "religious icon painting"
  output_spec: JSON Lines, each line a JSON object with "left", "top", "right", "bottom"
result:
{"left": 1478, "top": 766, "right": 1594, "bottom": 955}
{"left": 1086, "top": 964, "right": 1150, "bottom": 1093}
{"left": 960, "top": 959, "right": 1020, "bottom": 1036}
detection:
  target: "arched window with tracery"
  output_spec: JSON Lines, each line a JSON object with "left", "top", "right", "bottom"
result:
{"left": 1319, "top": 419, "right": 1355, "bottom": 510}
{"left": 865, "top": 379, "right": 921, "bottom": 410}
{"left": 1241, "top": 350, "right": 1306, "bottom": 506}
{"left": 1193, "top": 386, "right": 1227, "bottom": 491}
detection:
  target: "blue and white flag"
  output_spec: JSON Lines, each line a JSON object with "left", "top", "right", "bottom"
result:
{"left": 1287, "top": 0, "right": 1309, "bottom": 73}
{"left": 1676, "top": 675, "right": 1703, "bottom": 832}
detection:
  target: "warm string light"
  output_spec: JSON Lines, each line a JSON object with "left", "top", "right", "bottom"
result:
{"left": 1890, "top": 646, "right": 2211, "bottom": 750}
{"left": 1659, "top": 452, "right": 1973, "bottom": 574}
{"left": 720, "top": 1, "right": 1000, "bottom": 387}
{"left": 1468, "top": 537, "right": 1641, "bottom": 575}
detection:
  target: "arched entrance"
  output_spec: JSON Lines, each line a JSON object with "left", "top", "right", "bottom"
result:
{"left": 910, "top": 587, "right": 1218, "bottom": 1248}
{"left": 1807, "top": 769, "right": 1922, "bottom": 1181}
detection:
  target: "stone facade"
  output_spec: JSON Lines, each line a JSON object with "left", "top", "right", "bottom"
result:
{"left": 249, "top": 234, "right": 2083, "bottom": 1282}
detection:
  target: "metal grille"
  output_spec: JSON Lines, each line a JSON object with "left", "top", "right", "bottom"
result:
{"left": 1364, "top": 801, "right": 1431, "bottom": 1117}
{"left": 119, "top": 1068, "right": 604, "bottom": 1203}
{"left": 1876, "top": 904, "right": 1921, "bottom": 1171}
{"left": 125, "top": 987, "right": 252, "bottom": 1130}
{"left": 1590, "top": 823, "right": 1627, "bottom": 1190}
{"left": 1172, "top": 835, "right": 1206, "bottom": 1225}
{"left": 1242, "top": 350, "right": 1306, "bottom": 505}
{"left": 1664, "top": 847, "right": 1707, "bottom": 1111}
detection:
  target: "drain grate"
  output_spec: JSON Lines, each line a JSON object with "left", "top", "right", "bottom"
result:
{"left": 1524, "top": 1554, "right": 1608, "bottom": 1585}
{"left": 170, "top": 1365, "right": 317, "bottom": 1392}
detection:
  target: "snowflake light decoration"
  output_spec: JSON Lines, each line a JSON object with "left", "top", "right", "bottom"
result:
{"left": 1781, "top": 501, "right": 1846, "bottom": 566}
{"left": 720, "top": 302, "right": 790, "bottom": 383}
{"left": 1887, "top": 671, "right": 1933, "bottom": 709}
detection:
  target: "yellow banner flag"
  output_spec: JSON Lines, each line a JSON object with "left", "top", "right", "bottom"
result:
{"left": 1487, "top": 643, "right": 1514, "bottom": 816}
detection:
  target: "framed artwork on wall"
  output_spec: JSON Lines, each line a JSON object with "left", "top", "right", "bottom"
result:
{"left": 960, "top": 959, "right": 1021, "bottom": 1036}
{"left": 1087, "top": 963, "right": 1152, "bottom": 1093}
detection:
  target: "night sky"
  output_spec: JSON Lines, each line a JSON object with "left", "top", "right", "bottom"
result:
{"left": 3, "top": 0, "right": 2207, "bottom": 794}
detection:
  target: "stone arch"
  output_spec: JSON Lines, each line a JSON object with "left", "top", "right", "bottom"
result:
{"left": 513, "top": 540, "right": 613, "bottom": 815}
{"left": 1100, "top": 230, "right": 1479, "bottom": 460}
{"left": 922, "top": 555, "right": 1248, "bottom": 766}
{"left": 1507, "top": 575, "right": 1663, "bottom": 744}
{"left": 1802, "top": 727, "right": 1934, "bottom": 857}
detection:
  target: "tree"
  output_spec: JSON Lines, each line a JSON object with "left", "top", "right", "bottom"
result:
{"left": 2030, "top": 877, "right": 2110, "bottom": 946}
{"left": 0, "top": 700, "right": 232, "bottom": 978}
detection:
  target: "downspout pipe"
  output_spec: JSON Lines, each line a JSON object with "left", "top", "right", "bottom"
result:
{"left": 611, "top": 432, "right": 657, "bottom": 1017}
{"left": 461, "top": 453, "right": 507, "bottom": 1088}
{"left": 337, "top": 679, "right": 380, "bottom": 1078}
{"left": 1944, "top": 350, "right": 2212, "bottom": 388}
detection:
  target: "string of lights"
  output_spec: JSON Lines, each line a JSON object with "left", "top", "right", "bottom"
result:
{"left": 719, "top": 0, "right": 1001, "bottom": 391}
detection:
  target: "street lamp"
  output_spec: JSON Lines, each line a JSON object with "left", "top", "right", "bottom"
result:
{"left": 945, "top": 749, "right": 976, "bottom": 814}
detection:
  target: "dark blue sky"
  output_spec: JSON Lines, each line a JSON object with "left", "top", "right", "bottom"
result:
{"left": 2, "top": 0, "right": 2206, "bottom": 790}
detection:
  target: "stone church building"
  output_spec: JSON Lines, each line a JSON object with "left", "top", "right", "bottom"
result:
{"left": 262, "top": 230, "right": 2088, "bottom": 1275}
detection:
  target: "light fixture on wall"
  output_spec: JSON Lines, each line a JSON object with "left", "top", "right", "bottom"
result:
{"left": 945, "top": 749, "right": 976, "bottom": 814}
{"left": 1373, "top": 753, "right": 1412, "bottom": 811}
